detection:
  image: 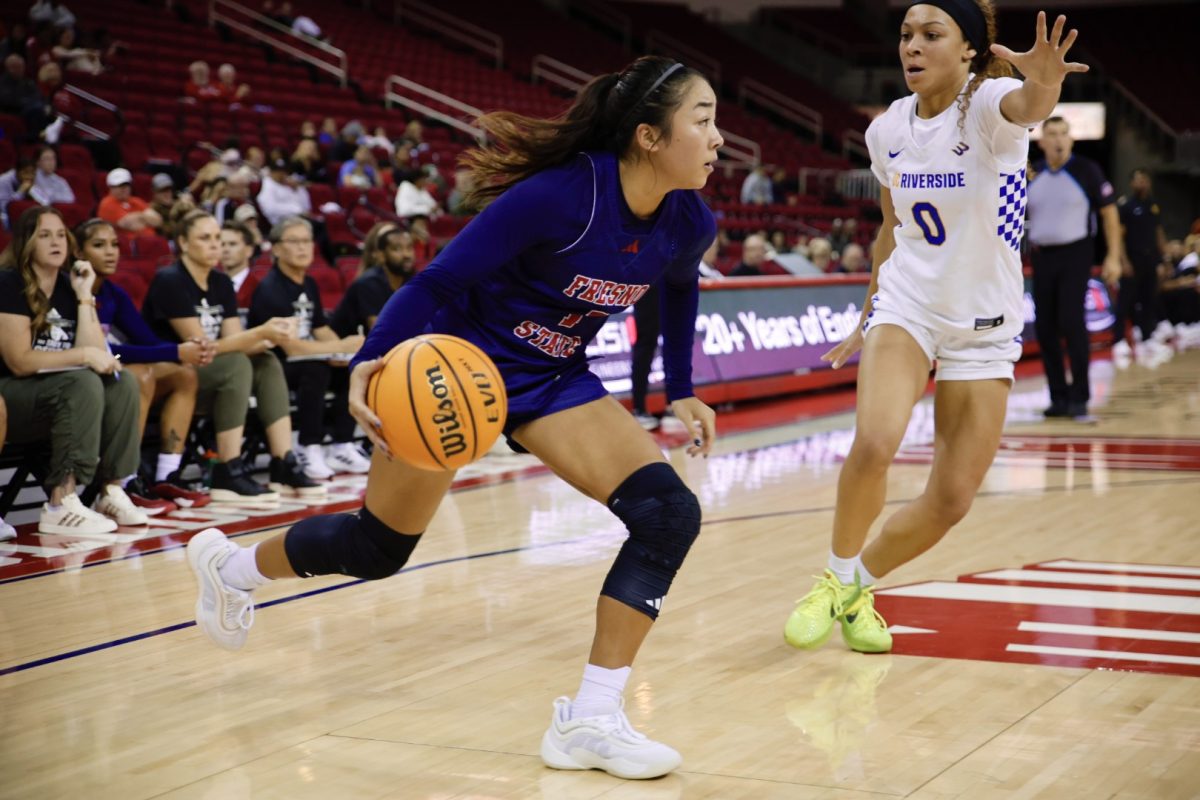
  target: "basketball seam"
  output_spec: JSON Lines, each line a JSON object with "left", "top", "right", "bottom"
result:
{"left": 369, "top": 345, "right": 401, "bottom": 439}
{"left": 425, "top": 338, "right": 480, "bottom": 464}
{"left": 407, "top": 338, "right": 447, "bottom": 470}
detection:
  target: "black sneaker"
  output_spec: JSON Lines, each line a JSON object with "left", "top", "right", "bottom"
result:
{"left": 1043, "top": 403, "right": 1071, "bottom": 418}
{"left": 269, "top": 451, "right": 327, "bottom": 499}
{"left": 124, "top": 475, "right": 178, "bottom": 516}
{"left": 210, "top": 457, "right": 280, "bottom": 504}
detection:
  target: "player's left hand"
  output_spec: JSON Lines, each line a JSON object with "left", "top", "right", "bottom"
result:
{"left": 990, "top": 11, "right": 1088, "bottom": 88}
{"left": 671, "top": 396, "right": 716, "bottom": 458}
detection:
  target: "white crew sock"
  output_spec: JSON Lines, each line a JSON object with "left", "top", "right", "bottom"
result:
{"left": 828, "top": 551, "right": 858, "bottom": 585}
{"left": 854, "top": 555, "right": 881, "bottom": 587}
{"left": 571, "top": 664, "right": 631, "bottom": 719}
{"left": 218, "top": 543, "right": 271, "bottom": 590}
{"left": 156, "top": 453, "right": 183, "bottom": 482}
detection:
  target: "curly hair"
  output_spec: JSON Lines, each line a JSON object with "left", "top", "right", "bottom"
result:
{"left": 956, "top": 0, "right": 1014, "bottom": 132}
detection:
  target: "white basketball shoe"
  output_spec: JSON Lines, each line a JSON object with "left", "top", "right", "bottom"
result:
{"left": 187, "top": 528, "right": 255, "bottom": 650}
{"left": 540, "top": 696, "right": 682, "bottom": 779}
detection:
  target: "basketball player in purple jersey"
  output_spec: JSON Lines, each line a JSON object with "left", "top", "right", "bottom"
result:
{"left": 186, "top": 55, "right": 722, "bottom": 779}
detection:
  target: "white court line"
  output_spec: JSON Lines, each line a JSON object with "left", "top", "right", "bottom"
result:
{"left": 973, "top": 569, "right": 1200, "bottom": 592}
{"left": 1006, "top": 643, "right": 1200, "bottom": 667}
{"left": 1037, "top": 560, "right": 1200, "bottom": 578}
{"left": 876, "top": 581, "right": 1200, "bottom": 615}
{"left": 1017, "top": 621, "right": 1200, "bottom": 644}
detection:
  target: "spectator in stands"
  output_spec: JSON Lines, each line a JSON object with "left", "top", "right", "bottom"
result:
{"left": 202, "top": 177, "right": 230, "bottom": 216}
{"left": 289, "top": 7, "right": 325, "bottom": 41}
{"left": 28, "top": 0, "right": 75, "bottom": 30}
{"left": 249, "top": 216, "right": 367, "bottom": 477}
{"left": 0, "top": 53, "right": 42, "bottom": 119}
{"left": 50, "top": 27, "right": 103, "bottom": 75}
{"left": 141, "top": 210, "right": 323, "bottom": 502}
{"left": 317, "top": 116, "right": 337, "bottom": 148}
{"left": 35, "top": 59, "right": 66, "bottom": 111}
{"left": 0, "top": 157, "right": 36, "bottom": 228}
{"left": 289, "top": 137, "right": 327, "bottom": 184}
{"left": 352, "top": 221, "right": 397, "bottom": 278}
{"left": 339, "top": 144, "right": 381, "bottom": 190}
{"left": 362, "top": 125, "right": 394, "bottom": 156}
{"left": 233, "top": 146, "right": 267, "bottom": 184}
{"left": 332, "top": 226, "right": 413, "bottom": 335}
{"left": 1161, "top": 236, "right": 1199, "bottom": 328}
{"left": 408, "top": 213, "right": 434, "bottom": 264}
{"left": 150, "top": 173, "right": 177, "bottom": 233}
{"left": 184, "top": 61, "right": 224, "bottom": 104}
{"left": 446, "top": 168, "right": 474, "bottom": 216}
{"left": 233, "top": 202, "right": 264, "bottom": 245}
{"left": 731, "top": 233, "right": 768, "bottom": 277}
{"left": 390, "top": 140, "right": 420, "bottom": 185}
{"left": 77, "top": 218, "right": 215, "bottom": 512}
{"left": 395, "top": 165, "right": 439, "bottom": 219}
{"left": 0, "top": 22, "right": 29, "bottom": 61}
{"left": 332, "top": 120, "right": 365, "bottom": 164}
{"left": 164, "top": 195, "right": 197, "bottom": 240}
{"left": 31, "top": 146, "right": 73, "bottom": 204}
{"left": 698, "top": 234, "right": 722, "bottom": 279}
{"left": 217, "top": 63, "right": 251, "bottom": 106}
{"left": 808, "top": 237, "right": 833, "bottom": 272}
{"left": 828, "top": 218, "right": 850, "bottom": 253}
{"left": 257, "top": 158, "right": 311, "bottom": 226}
{"left": 837, "top": 242, "right": 868, "bottom": 274}
{"left": 213, "top": 173, "right": 252, "bottom": 226}
{"left": 299, "top": 119, "right": 317, "bottom": 139}
{"left": 740, "top": 164, "right": 773, "bottom": 206}
{"left": 219, "top": 219, "right": 257, "bottom": 306}
{"left": 768, "top": 230, "right": 788, "bottom": 257}
{"left": 771, "top": 167, "right": 791, "bottom": 201}
{"left": 0, "top": 206, "right": 146, "bottom": 534}
{"left": 98, "top": 168, "right": 163, "bottom": 240}
{"left": 403, "top": 120, "right": 428, "bottom": 155}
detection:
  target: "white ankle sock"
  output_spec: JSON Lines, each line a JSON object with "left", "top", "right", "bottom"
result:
{"left": 218, "top": 543, "right": 271, "bottom": 590}
{"left": 854, "top": 556, "right": 880, "bottom": 586}
{"left": 571, "top": 664, "right": 631, "bottom": 719}
{"left": 828, "top": 551, "right": 858, "bottom": 585}
{"left": 156, "top": 453, "right": 182, "bottom": 482}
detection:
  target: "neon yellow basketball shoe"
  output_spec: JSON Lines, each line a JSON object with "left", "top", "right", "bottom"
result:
{"left": 839, "top": 584, "right": 892, "bottom": 653}
{"left": 784, "top": 570, "right": 862, "bottom": 650}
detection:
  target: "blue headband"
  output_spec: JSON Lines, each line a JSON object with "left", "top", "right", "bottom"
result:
{"left": 618, "top": 62, "right": 685, "bottom": 131}
{"left": 909, "top": 0, "right": 987, "bottom": 55}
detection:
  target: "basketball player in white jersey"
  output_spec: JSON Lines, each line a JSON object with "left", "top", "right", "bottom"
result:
{"left": 784, "top": 0, "right": 1088, "bottom": 653}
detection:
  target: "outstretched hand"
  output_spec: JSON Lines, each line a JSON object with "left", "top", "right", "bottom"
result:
{"left": 990, "top": 11, "right": 1088, "bottom": 87}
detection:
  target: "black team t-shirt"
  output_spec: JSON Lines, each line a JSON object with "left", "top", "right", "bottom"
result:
{"left": 142, "top": 262, "right": 239, "bottom": 344}
{"left": 329, "top": 266, "right": 394, "bottom": 338}
{"left": 247, "top": 265, "right": 327, "bottom": 359}
{"left": 0, "top": 269, "right": 79, "bottom": 378}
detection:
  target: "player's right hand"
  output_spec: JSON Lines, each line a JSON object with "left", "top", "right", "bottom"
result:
{"left": 821, "top": 327, "right": 864, "bottom": 370}
{"left": 348, "top": 357, "right": 391, "bottom": 459}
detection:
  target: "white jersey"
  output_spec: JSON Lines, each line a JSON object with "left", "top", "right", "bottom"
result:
{"left": 866, "top": 76, "right": 1029, "bottom": 342}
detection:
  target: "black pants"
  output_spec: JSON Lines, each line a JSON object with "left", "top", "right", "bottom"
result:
{"left": 1111, "top": 275, "right": 1135, "bottom": 345}
{"left": 630, "top": 283, "right": 662, "bottom": 416}
{"left": 283, "top": 360, "right": 356, "bottom": 446}
{"left": 1163, "top": 288, "right": 1200, "bottom": 325}
{"left": 1032, "top": 239, "right": 1093, "bottom": 407}
{"left": 1129, "top": 255, "right": 1164, "bottom": 342}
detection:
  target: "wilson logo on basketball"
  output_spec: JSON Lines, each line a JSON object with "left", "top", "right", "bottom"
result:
{"left": 368, "top": 335, "right": 509, "bottom": 471}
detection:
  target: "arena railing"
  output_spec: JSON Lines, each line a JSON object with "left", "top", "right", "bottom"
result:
{"left": 738, "top": 77, "right": 822, "bottom": 144}
{"left": 209, "top": 0, "right": 349, "bottom": 88}
{"left": 833, "top": 169, "right": 877, "bottom": 201}
{"left": 841, "top": 129, "right": 868, "bottom": 163}
{"left": 568, "top": 0, "right": 632, "bottom": 51}
{"left": 530, "top": 54, "right": 759, "bottom": 168}
{"left": 645, "top": 29, "right": 722, "bottom": 89}
{"left": 64, "top": 84, "right": 123, "bottom": 141}
{"left": 383, "top": 75, "right": 485, "bottom": 143}
{"left": 393, "top": 0, "right": 504, "bottom": 70}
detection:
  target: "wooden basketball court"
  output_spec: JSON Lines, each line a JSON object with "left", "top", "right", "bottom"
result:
{"left": 3, "top": 351, "right": 1197, "bottom": 799}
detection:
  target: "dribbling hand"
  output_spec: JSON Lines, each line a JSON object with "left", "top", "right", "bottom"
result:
{"left": 671, "top": 396, "right": 716, "bottom": 458}
{"left": 822, "top": 327, "right": 863, "bottom": 370}
{"left": 348, "top": 357, "right": 392, "bottom": 459}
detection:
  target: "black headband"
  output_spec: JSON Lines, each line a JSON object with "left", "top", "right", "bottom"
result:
{"left": 909, "top": 0, "right": 987, "bottom": 56}
{"left": 617, "top": 62, "right": 685, "bottom": 132}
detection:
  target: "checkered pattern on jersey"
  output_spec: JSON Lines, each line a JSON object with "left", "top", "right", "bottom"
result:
{"left": 997, "top": 170, "right": 1026, "bottom": 251}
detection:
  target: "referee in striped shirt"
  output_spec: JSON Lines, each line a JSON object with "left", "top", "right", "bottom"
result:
{"left": 1026, "top": 116, "right": 1124, "bottom": 419}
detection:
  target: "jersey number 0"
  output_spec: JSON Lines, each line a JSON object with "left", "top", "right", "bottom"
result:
{"left": 911, "top": 202, "right": 946, "bottom": 246}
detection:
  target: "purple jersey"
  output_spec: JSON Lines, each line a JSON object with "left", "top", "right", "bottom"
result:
{"left": 356, "top": 151, "right": 715, "bottom": 402}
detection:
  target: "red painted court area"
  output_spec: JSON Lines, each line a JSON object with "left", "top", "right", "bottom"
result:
{"left": 896, "top": 435, "right": 1200, "bottom": 472}
{"left": 878, "top": 560, "right": 1200, "bottom": 678}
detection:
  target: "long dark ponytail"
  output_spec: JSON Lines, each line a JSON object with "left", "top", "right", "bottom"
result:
{"left": 460, "top": 55, "right": 704, "bottom": 210}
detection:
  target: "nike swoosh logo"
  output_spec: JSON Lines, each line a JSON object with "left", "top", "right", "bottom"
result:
{"left": 888, "top": 149, "right": 903, "bottom": 158}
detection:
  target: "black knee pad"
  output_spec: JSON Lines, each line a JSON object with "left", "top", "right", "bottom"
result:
{"left": 284, "top": 506, "right": 422, "bottom": 580}
{"left": 600, "top": 462, "right": 701, "bottom": 620}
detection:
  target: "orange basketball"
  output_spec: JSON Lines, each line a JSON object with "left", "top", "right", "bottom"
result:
{"left": 367, "top": 335, "right": 508, "bottom": 471}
